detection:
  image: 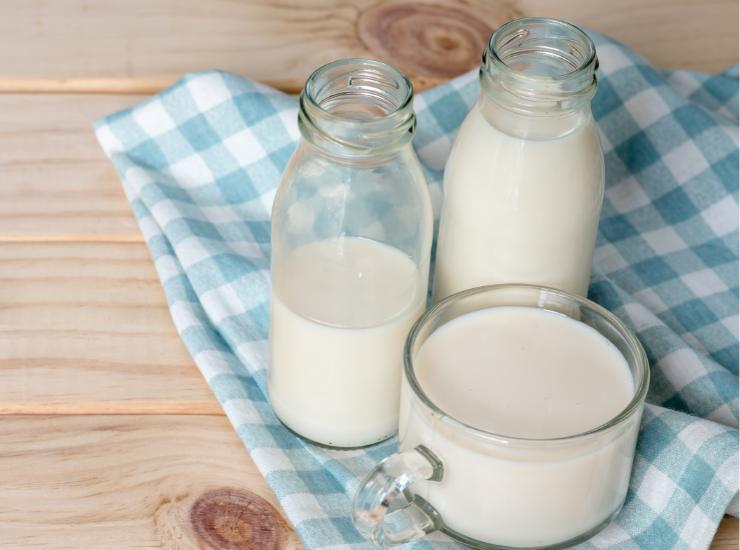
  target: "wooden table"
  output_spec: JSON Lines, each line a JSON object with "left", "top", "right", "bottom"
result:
{"left": 0, "top": 1, "right": 737, "bottom": 548}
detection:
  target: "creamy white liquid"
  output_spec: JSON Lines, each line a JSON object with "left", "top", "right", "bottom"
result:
{"left": 400, "top": 306, "right": 640, "bottom": 547}
{"left": 269, "top": 237, "right": 425, "bottom": 448}
{"left": 433, "top": 104, "right": 604, "bottom": 301}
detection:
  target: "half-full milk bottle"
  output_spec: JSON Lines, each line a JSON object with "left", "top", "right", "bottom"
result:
{"left": 269, "top": 59, "right": 433, "bottom": 448}
{"left": 434, "top": 18, "right": 604, "bottom": 300}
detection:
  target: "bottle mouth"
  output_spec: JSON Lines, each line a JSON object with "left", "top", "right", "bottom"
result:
{"left": 306, "top": 58, "right": 413, "bottom": 119}
{"left": 482, "top": 18, "right": 598, "bottom": 108}
{"left": 299, "top": 58, "right": 416, "bottom": 157}
{"left": 491, "top": 17, "right": 596, "bottom": 79}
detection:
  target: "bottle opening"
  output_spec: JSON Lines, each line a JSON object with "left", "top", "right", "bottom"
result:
{"left": 480, "top": 17, "right": 598, "bottom": 120}
{"left": 306, "top": 59, "right": 412, "bottom": 120}
{"left": 299, "top": 58, "right": 416, "bottom": 157}
{"left": 491, "top": 18, "right": 596, "bottom": 79}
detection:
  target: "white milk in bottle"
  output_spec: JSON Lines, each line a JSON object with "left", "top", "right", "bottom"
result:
{"left": 270, "top": 238, "right": 425, "bottom": 448}
{"left": 269, "top": 59, "right": 433, "bottom": 448}
{"left": 434, "top": 19, "right": 604, "bottom": 300}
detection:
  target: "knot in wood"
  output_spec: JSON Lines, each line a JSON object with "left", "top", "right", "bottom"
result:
{"left": 358, "top": 2, "right": 508, "bottom": 82}
{"left": 190, "top": 488, "right": 283, "bottom": 550}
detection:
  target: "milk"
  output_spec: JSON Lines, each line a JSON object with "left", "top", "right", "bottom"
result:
{"left": 433, "top": 103, "right": 604, "bottom": 301}
{"left": 269, "top": 237, "right": 425, "bottom": 448}
{"left": 400, "top": 306, "right": 640, "bottom": 548}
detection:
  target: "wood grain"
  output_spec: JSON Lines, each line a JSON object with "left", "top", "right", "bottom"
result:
{"left": 0, "top": 0, "right": 735, "bottom": 95}
{"left": 0, "top": 93, "right": 143, "bottom": 240}
{"left": 0, "top": 413, "right": 734, "bottom": 548}
{"left": 0, "top": 242, "right": 221, "bottom": 415}
{"left": 0, "top": 1, "right": 735, "bottom": 548}
{"left": 0, "top": 414, "right": 301, "bottom": 549}
{"left": 711, "top": 517, "right": 739, "bottom": 550}
{"left": 356, "top": 1, "right": 508, "bottom": 89}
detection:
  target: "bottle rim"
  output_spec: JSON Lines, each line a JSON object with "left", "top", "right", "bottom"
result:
{"left": 482, "top": 18, "right": 599, "bottom": 108}
{"left": 298, "top": 58, "right": 416, "bottom": 157}
{"left": 302, "top": 58, "right": 414, "bottom": 123}
{"left": 489, "top": 17, "right": 597, "bottom": 81}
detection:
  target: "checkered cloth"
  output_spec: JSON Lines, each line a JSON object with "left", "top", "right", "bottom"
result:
{"left": 95, "top": 30, "right": 738, "bottom": 550}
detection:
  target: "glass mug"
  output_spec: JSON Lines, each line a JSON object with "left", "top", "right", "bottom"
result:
{"left": 353, "top": 285, "right": 649, "bottom": 549}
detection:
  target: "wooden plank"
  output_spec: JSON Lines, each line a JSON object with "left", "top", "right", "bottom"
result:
{"left": 0, "top": 241, "right": 222, "bottom": 415}
{"left": 0, "top": 414, "right": 734, "bottom": 548}
{"left": 521, "top": 0, "right": 739, "bottom": 73}
{"left": 0, "top": 93, "right": 143, "bottom": 240}
{"left": 711, "top": 517, "right": 739, "bottom": 550}
{"left": 0, "top": 0, "right": 735, "bottom": 96}
{"left": 0, "top": 414, "right": 301, "bottom": 549}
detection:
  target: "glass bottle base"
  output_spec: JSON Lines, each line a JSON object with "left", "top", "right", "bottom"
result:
{"left": 274, "top": 414, "right": 396, "bottom": 450}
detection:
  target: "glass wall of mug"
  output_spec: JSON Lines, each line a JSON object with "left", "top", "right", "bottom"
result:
{"left": 353, "top": 284, "right": 649, "bottom": 549}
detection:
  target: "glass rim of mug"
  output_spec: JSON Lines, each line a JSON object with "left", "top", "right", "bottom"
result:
{"left": 403, "top": 283, "right": 650, "bottom": 445}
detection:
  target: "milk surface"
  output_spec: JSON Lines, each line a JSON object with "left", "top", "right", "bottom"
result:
{"left": 270, "top": 237, "right": 425, "bottom": 448}
{"left": 416, "top": 307, "right": 633, "bottom": 438}
{"left": 400, "top": 306, "right": 639, "bottom": 547}
{"left": 433, "top": 104, "right": 604, "bottom": 301}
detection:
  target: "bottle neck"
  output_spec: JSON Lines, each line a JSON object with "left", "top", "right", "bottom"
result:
{"left": 479, "top": 17, "right": 598, "bottom": 133}
{"left": 298, "top": 59, "right": 416, "bottom": 161}
{"left": 477, "top": 92, "right": 593, "bottom": 140}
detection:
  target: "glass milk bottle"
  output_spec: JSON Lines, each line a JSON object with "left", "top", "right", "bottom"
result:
{"left": 269, "top": 59, "right": 433, "bottom": 448}
{"left": 434, "top": 18, "right": 604, "bottom": 301}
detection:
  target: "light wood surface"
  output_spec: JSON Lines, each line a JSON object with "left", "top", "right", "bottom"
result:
{"left": 711, "top": 517, "right": 740, "bottom": 550}
{"left": 0, "top": 242, "right": 219, "bottom": 415}
{"left": 0, "top": 415, "right": 301, "bottom": 550}
{"left": 0, "top": 0, "right": 736, "bottom": 95}
{"left": 0, "top": 0, "right": 736, "bottom": 548}
{"left": 0, "top": 94, "right": 142, "bottom": 240}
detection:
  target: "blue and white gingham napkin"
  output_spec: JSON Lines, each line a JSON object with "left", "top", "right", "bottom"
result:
{"left": 95, "top": 31, "right": 738, "bottom": 550}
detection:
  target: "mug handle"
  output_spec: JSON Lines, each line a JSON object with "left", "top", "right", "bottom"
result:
{"left": 352, "top": 445, "right": 444, "bottom": 546}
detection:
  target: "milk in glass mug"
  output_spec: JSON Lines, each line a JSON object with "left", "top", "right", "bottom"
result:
{"left": 353, "top": 285, "right": 649, "bottom": 549}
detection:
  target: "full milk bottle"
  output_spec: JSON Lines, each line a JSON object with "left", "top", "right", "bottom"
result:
{"left": 434, "top": 18, "right": 604, "bottom": 300}
{"left": 269, "top": 59, "right": 433, "bottom": 448}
